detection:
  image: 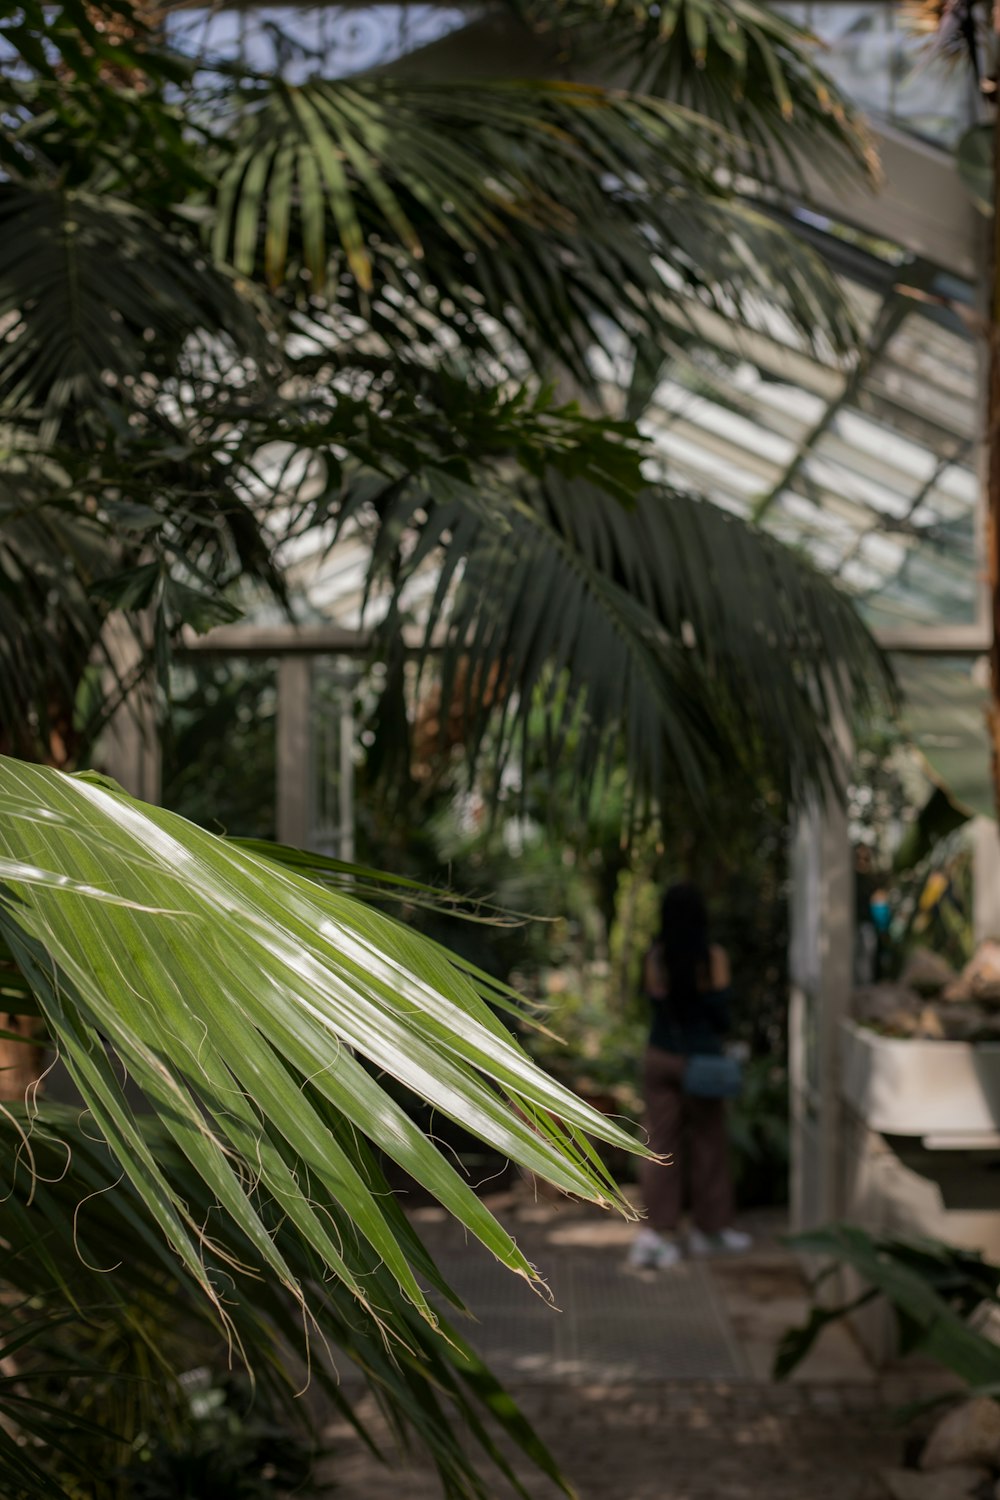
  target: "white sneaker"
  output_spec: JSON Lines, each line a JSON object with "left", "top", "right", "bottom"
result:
{"left": 626, "top": 1227, "right": 683, "bottom": 1270}
{"left": 688, "top": 1226, "right": 752, "bottom": 1258}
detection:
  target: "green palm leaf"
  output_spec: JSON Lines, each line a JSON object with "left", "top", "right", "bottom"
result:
{"left": 509, "top": 0, "right": 878, "bottom": 188}
{"left": 0, "top": 446, "right": 286, "bottom": 763}
{"left": 343, "top": 474, "right": 892, "bottom": 806}
{"left": 0, "top": 186, "right": 273, "bottom": 442}
{"left": 0, "top": 1105, "right": 571, "bottom": 1498}
{"left": 0, "top": 758, "right": 640, "bottom": 1327}
{"left": 0, "top": 467, "right": 108, "bottom": 760}
{"left": 0, "top": 1311, "right": 107, "bottom": 1500}
{"left": 0, "top": 0, "right": 197, "bottom": 198}
{"left": 212, "top": 75, "right": 711, "bottom": 285}
{"left": 0, "top": 760, "right": 640, "bottom": 1492}
{"left": 210, "top": 75, "right": 860, "bottom": 372}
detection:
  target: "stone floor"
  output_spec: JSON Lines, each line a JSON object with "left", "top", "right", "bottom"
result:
{"left": 321, "top": 1188, "right": 954, "bottom": 1499}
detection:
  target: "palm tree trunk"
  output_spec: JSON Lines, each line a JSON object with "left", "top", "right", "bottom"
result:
{"left": 0, "top": 1018, "right": 47, "bottom": 1104}
{"left": 0, "top": 706, "right": 78, "bottom": 1101}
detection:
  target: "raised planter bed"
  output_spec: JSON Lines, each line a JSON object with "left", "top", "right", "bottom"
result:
{"left": 837, "top": 1019, "right": 1000, "bottom": 1363}
{"left": 840, "top": 1018, "right": 1000, "bottom": 1141}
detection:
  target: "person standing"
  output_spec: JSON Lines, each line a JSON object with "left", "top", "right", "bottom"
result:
{"left": 628, "top": 883, "right": 751, "bottom": 1269}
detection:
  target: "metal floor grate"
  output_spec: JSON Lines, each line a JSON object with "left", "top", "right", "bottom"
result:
{"left": 426, "top": 1252, "right": 747, "bottom": 1384}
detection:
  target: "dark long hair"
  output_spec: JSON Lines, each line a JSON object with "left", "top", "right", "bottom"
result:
{"left": 659, "top": 883, "right": 710, "bottom": 1014}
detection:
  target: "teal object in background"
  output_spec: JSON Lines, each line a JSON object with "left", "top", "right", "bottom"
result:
{"left": 683, "top": 1054, "right": 743, "bottom": 1100}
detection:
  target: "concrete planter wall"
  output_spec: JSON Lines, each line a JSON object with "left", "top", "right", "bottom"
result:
{"left": 840, "top": 1019, "right": 1000, "bottom": 1142}
{"left": 837, "top": 1020, "right": 1000, "bottom": 1364}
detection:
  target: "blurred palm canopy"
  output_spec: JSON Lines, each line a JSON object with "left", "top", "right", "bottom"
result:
{"left": 187, "top": 0, "right": 978, "bottom": 636}
{"left": 0, "top": 2, "right": 994, "bottom": 1497}
{"left": 3, "top": 0, "right": 987, "bottom": 829}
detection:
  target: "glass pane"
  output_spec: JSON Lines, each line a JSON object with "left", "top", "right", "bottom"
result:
{"left": 635, "top": 262, "right": 981, "bottom": 632}
{"left": 771, "top": 0, "right": 974, "bottom": 146}
{"left": 166, "top": 3, "right": 474, "bottom": 81}
{"left": 894, "top": 656, "right": 992, "bottom": 817}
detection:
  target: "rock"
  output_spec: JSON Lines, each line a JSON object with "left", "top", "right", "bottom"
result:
{"left": 854, "top": 984, "right": 923, "bottom": 1031}
{"left": 952, "top": 943, "right": 1000, "bottom": 1007}
{"left": 938, "top": 1003, "right": 994, "bottom": 1041}
{"left": 903, "top": 949, "right": 957, "bottom": 997}
{"left": 915, "top": 1005, "right": 947, "bottom": 1040}
{"left": 921, "top": 1398, "right": 1000, "bottom": 1472}
{"left": 881, "top": 1466, "right": 990, "bottom": 1499}
{"left": 887, "top": 1011, "right": 923, "bottom": 1037}
{"left": 977, "top": 1303, "right": 1000, "bottom": 1350}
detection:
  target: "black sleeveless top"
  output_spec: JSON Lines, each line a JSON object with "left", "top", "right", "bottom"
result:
{"left": 643, "top": 941, "right": 732, "bottom": 1056}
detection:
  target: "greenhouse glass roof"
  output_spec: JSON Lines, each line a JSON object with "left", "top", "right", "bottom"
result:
{"left": 165, "top": 2, "right": 472, "bottom": 79}
{"left": 163, "top": 1, "right": 985, "bottom": 648}
{"left": 635, "top": 227, "right": 982, "bottom": 640}
{"left": 252, "top": 216, "right": 984, "bottom": 646}
{"left": 771, "top": 2, "right": 976, "bottom": 149}
{"left": 166, "top": 1, "right": 977, "bottom": 150}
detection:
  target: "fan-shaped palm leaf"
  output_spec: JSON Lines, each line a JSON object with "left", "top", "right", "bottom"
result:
{"left": 341, "top": 473, "right": 891, "bottom": 806}
{"left": 0, "top": 185, "right": 274, "bottom": 443}
{"left": 211, "top": 74, "right": 861, "bottom": 377}
{"left": 213, "top": 75, "right": 716, "bottom": 289}
{"left": 0, "top": 760, "right": 644, "bottom": 1491}
{"left": 0, "top": 1104, "right": 571, "bottom": 1499}
{"left": 0, "top": 758, "right": 640, "bottom": 1329}
{"left": 511, "top": 0, "right": 879, "bottom": 188}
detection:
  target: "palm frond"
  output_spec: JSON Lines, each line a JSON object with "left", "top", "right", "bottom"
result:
{"left": 0, "top": 761, "right": 640, "bottom": 1493}
{"left": 508, "top": 0, "right": 879, "bottom": 189}
{"left": 0, "top": 0, "right": 199, "bottom": 197}
{"left": 211, "top": 76, "right": 693, "bottom": 288}
{"left": 0, "top": 468, "right": 106, "bottom": 761}
{"left": 0, "top": 185, "right": 274, "bottom": 444}
{"left": 209, "top": 75, "right": 861, "bottom": 372}
{"left": 0, "top": 1104, "right": 570, "bottom": 1499}
{"left": 0, "top": 442, "right": 287, "bottom": 763}
{"left": 0, "top": 1311, "right": 102, "bottom": 1500}
{"left": 0, "top": 758, "right": 640, "bottom": 1327}
{"left": 343, "top": 474, "right": 892, "bottom": 808}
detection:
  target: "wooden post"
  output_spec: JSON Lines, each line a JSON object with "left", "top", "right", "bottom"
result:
{"left": 988, "top": 7, "right": 1000, "bottom": 817}
{"left": 276, "top": 656, "right": 311, "bottom": 848}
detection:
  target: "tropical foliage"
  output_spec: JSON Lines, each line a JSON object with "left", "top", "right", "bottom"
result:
{"left": 0, "top": 0, "right": 890, "bottom": 800}
{"left": 0, "top": 0, "right": 896, "bottom": 1490}
{"left": 777, "top": 1223, "right": 1000, "bottom": 1397}
{"left": 0, "top": 757, "right": 644, "bottom": 1495}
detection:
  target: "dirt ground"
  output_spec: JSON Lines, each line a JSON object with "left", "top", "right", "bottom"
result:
{"left": 326, "top": 1380, "right": 908, "bottom": 1499}
{"left": 320, "top": 1190, "right": 951, "bottom": 1499}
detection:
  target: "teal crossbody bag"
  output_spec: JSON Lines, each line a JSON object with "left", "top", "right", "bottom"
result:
{"left": 682, "top": 1053, "right": 743, "bottom": 1099}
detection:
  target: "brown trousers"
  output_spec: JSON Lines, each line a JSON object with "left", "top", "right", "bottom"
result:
{"left": 640, "top": 1045, "right": 734, "bottom": 1234}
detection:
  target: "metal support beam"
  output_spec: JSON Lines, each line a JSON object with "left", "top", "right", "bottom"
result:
{"left": 339, "top": 695, "right": 355, "bottom": 863}
{"left": 874, "top": 625, "right": 991, "bottom": 655}
{"left": 788, "top": 780, "right": 854, "bottom": 1233}
{"left": 973, "top": 816, "right": 1000, "bottom": 944}
{"left": 180, "top": 624, "right": 374, "bottom": 658}
{"left": 752, "top": 289, "right": 913, "bottom": 524}
{"left": 782, "top": 122, "right": 980, "bottom": 284}
{"left": 184, "top": 615, "right": 992, "bottom": 661}
{"left": 789, "top": 678, "right": 853, "bottom": 1233}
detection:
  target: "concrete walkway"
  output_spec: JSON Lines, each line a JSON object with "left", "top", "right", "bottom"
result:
{"left": 323, "top": 1188, "right": 952, "bottom": 1499}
